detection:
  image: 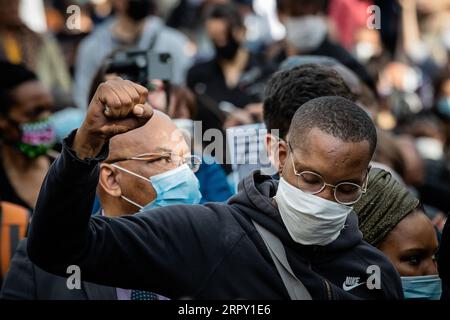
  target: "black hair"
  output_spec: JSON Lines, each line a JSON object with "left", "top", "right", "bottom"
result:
{"left": 289, "top": 96, "right": 377, "bottom": 157}
{"left": 0, "top": 62, "right": 37, "bottom": 115}
{"left": 263, "top": 64, "right": 353, "bottom": 139}
{"left": 206, "top": 3, "right": 244, "bottom": 30}
{"left": 276, "top": 0, "right": 328, "bottom": 13}
{"left": 395, "top": 111, "right": 444, "bottom": 134}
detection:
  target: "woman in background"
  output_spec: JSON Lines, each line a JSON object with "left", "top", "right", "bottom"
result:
{"left": 354, "top": 168, "right": 441, "bottom": 300}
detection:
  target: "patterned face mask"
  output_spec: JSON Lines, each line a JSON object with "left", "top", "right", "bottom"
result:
{"left": 18, "top": 118, "right": 56, "bottom": 159}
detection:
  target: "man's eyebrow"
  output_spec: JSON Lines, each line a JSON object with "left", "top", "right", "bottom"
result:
{"left": 295, "top": 161, "right": 365, "bottom": 185}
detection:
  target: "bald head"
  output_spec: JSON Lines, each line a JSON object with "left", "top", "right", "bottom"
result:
{"left": 107, "top": 110, "right": 188, "bottom": 161}
{"left": 98, "top": 110, "right": 192, "bottom": 217}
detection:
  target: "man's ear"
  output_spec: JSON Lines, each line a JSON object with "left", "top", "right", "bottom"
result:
{"left": 278, "top": 139, "right": 288, "bottom": 174}
{"left": 98, "top": 164, "right": 122, "bottom": 198}
{"left": 265, "top": 134, "right": 287, "bottom": 174}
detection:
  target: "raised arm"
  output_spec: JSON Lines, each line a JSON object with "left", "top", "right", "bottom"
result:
{"left": 28, "top": 78, "right": 152, "bottom": 275}
{"left": 27, "top": 79, "right": 231, "bottom": 298}
{"left": 28, "top": 79, "right": 178, "bottom": 293}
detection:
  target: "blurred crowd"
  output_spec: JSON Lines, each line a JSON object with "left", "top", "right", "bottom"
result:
{"left": 1, "top": 0, "right": 450, "bottom": 300}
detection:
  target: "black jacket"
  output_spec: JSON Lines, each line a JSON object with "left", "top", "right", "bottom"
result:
{"left": 1, "top": 239, "right": 117, "bottom": 300}
{"left": 27, "top": 133, "right": 403, "bottom": 300}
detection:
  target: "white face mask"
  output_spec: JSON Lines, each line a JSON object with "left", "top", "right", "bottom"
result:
{"left": 353, "top": 41, "right": 377, "bottom": 63}
{"left": 415, "top": 137, "right": 444, "bottom": 161}
{"left": 275, "top": 177, "right": 354, "bottom": 246}
{"left": 284, "top": 16, "right": 328, "bottom": 52}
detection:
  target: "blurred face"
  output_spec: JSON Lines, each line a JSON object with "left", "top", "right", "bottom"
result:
{"left": 378, "top": 211, "right": 438, "bottom": 277}
{"left": 353, "top": 28, "right": 383, "bottom": 62}
{"left": 99, "top": 112, "right": 191, "bottom": 214}
{"left": 206, "top": 18, "right": 245, "bottom": 60}
{"left": 280, "top": 128, "right": 371, "bottom": 203}
{"left": 278, "top": 1, "right": 328, "bottom": 54}
{"left": 0, "top": 80, "right": 53, "bottom": 142}
{"left": 206, "top": 18, "right": 230, "bottom": 47}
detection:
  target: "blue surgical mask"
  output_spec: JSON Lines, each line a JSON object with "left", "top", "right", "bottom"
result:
{"left": 401, "top": 275, "right": 442, "bottom": 300}
{"left": 112, "top": 164, "right": 202, "bottom": 211}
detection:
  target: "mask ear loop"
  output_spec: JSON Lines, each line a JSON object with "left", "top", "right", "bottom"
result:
{"left": 111, "top": 164, "right": 151, "bottom": 183}
{"left": 120, "top": 195, "right": 144, "bottom": 210}
{"left": 111, "top": 164, "right": 150, "bottom": 210}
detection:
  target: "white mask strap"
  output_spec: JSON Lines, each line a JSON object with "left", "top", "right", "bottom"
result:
{"left": 111, "top": 164, "right": 150, "bottom": 183}
{"left": 111, "top": 164, "right": 148, "bottom": 210}
{"left": 120, "top": 195, "right": 144, "bottom": 210}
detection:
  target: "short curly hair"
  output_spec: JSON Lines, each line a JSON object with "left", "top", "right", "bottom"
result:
{"left": 289, "top": 96, "right": 377, "bottom": 157}
{"left": 263, "top": 64, "right": 353, "bottom": 139}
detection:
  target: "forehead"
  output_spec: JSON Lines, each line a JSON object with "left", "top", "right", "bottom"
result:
{"left": 206, "top": 18, "right": 229, "bottom": 35}
{"left": 387, "top": 212, "right": 438, "bottom": 250}
{"left": 109, "top": 118, "right": 189, "bottom": 159}
{"left": 392, "top": 212, "right": 435, "bottom": 243}
{"left": 291, "top": 127, "right": 371, "bottom": 179}
{"left": 11, "top": 81, "right": 52, "bottom": 106}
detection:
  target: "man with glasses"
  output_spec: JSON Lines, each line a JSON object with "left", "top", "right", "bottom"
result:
{"left": 28, "top": 78, "right": 403, "bottom": 299}
{"left": 286, "top": 141, "right": 370, "bottom": 206}
{"left": 2, "top": 109, "right": 201, "bottom": 300}
{"left": 98, "top": 111, "right": 201, "bottom": 215}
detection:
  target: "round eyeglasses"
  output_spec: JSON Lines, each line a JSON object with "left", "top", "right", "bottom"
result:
{"left": 288, "top": 143, "right": 368, "bottom": 205}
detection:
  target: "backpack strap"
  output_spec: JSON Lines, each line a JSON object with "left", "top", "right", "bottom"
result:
{"left": 252, "top": 220, "right": 312, "bottom": 300}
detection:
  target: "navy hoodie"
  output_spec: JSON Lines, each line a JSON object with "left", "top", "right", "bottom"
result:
{"left": 28, "top": 132, "right": 403, "bottom": 300}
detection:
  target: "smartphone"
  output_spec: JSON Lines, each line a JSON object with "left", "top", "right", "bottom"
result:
{"left": 147, "top": 52, "right": 173, "bottom": 81}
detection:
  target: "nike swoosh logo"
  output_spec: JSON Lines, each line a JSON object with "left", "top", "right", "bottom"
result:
{"left": 342, "top": 282, "right": 365, "bottom": 291}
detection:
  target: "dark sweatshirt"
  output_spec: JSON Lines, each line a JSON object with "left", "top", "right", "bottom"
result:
{"left": 27, "top": 132, "right": 403, "bottom": 300}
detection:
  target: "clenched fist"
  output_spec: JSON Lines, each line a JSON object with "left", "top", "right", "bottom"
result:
{"left": 73, "top": 78, "right": 153, "bottom": 159}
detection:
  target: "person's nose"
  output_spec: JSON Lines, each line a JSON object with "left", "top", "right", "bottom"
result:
{"left": 316, "top": 184, "right": 336, "bottom": 202}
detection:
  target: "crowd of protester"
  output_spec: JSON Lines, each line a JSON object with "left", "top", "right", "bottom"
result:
{"left": 0, "top": 0, "right": 450, "bottom": 300}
